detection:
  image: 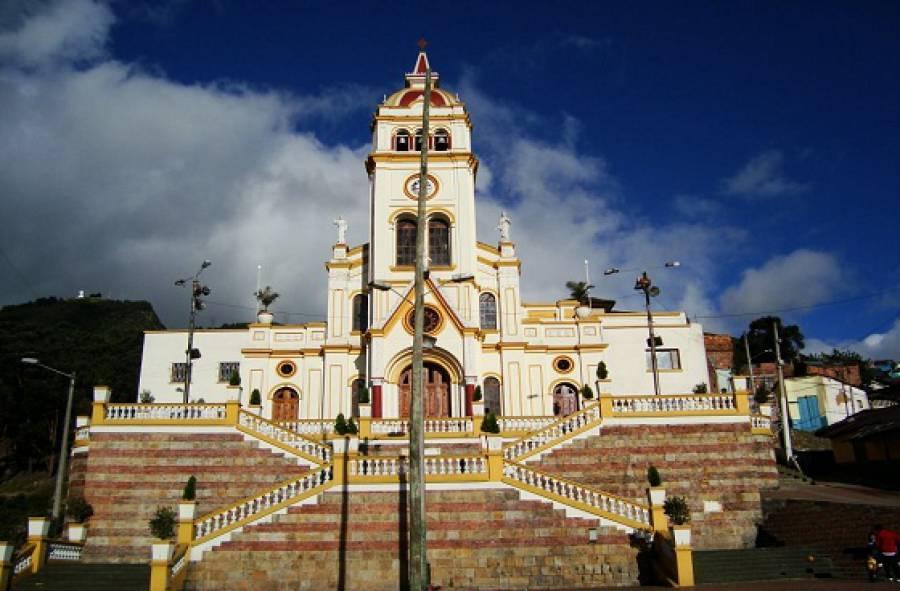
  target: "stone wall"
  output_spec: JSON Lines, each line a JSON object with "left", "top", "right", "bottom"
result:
{"left": 79, "top": 431, "right": 309, "bottom": 562}
{"left": 186, "top": 488, "right": 640, "bottom": 590}
{"left": 533, "top": 422, "right": 778, "bottom": 550}
{"left": 67, "top": 449, "right": 88, "bottom": 501}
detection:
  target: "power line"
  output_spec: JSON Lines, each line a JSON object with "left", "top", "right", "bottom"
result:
{"left": 694, "top": 284, "right": 900, "bottom": 320}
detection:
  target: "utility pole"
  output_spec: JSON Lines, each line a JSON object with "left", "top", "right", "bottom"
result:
{"left": 175, "top": 260, "right": 212, "bottom": 404}
{"left": 635, "top": 272, "right": 661, "bottom": 395}
{"left": 773, "top": 320, "right": 794, "bottom": 463}
{"left": 744, "top": 333, "right": 755, "bottom": 394}
{"left": 409, "top": 39, "right": 431, "bottom": 591}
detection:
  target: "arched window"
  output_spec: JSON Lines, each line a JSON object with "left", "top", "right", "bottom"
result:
{"left": 479, "top": 293, "right": 497, "bottom": 329}
{"left": 428, "top": 218, "right": 450, "bottom": 266}
{"left": 414, "top": 129, "right": 424, "bottom": 151}
{"left": 433, "top": 129, "right": 450, "bottom": 151}
{"left": 394, "top": 129, "right": 410, "bottom": 152}
{"left": 352, "top": 294, "right": 368, "bottom": 332}
{"left": 396, "top": 218, "right": 417, "bottom": 266}
{"left": 483, "top": 377, "right": 501, "bottom": 416}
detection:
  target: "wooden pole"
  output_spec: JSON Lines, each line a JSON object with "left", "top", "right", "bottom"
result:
{"left": 409, "top": 50, "right": 432, "bottom": 591}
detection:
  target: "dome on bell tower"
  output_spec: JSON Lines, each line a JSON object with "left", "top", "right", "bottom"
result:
{"left": 382, "top": 48, "right": 461, "bottom": 108}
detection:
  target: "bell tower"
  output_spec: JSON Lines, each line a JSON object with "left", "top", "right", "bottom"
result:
{"left": 365, "top": 49, "right": 479, "bottom": 325}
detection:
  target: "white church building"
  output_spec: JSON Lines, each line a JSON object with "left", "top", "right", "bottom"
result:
{"left": 138, "top": 50, "right": 710, "bottom": 423}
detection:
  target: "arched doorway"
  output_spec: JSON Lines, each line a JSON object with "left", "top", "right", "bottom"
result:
{"left": 552, "top": 382, "right": 579, "bottom": 417}
{"left": 483, "top": 377, "right": 501, "bottom": 416}
{"left": 399, "top": 362, "right": 451, "bottom": 418}
{"left": 272, "top": 387, "right": 300, "bottom": 421}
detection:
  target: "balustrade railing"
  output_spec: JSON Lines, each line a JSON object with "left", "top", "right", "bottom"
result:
{"left": 348, "top": 455, "right": 487, "bottom": 480}
{"left": 47, "top": 541, "right": 82, "bottom": 561}
{"left": 608, "top": 393, "right": 738, "bottom": 415}
{"left": 194, "top": 467, "right": 333, "bottom": 543}
{"left": 170, "top": 545, "right": 188, "bottom": 578}
{"left": 371, "top": 417, "right": 473, "bottom": 435}
{"left": 497, "top": 416, "right": 557, "bottom": 433}
{"left": 503, "top": 402, "right": 602, "bottom": 461}
{"left": 104, "top": 403, "right": 228, "bottom": 422}
{"left": 13, "top": 545, "right": 34, "bottom": 576}
{"left": 751, "top": 413, "right": 772, "bottom": 431}
{"left": 74, "top": 426, "right": 90, "bottom": 441}
{"left": 238, "top": 411, "right": 331, "bottom": 463}
{"left": 503, "top": 462, "right": 651, "bottom": 529}
{"left": 277, "top": 419, "right": 334, "bottom": 436}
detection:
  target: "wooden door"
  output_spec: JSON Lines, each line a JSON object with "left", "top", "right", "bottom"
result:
{"left": 272, "top": 388, "right": 299, "bottom": 421}
{"left": 399, "top": 364, "right": 450, "bottom": 418}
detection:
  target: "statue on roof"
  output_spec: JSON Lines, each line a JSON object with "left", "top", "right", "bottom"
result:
{"left": 333, "top": 216, "right": 347, "bottom": 244}
{"left": 497, "top": 211, "right": 512, "bottom": 241}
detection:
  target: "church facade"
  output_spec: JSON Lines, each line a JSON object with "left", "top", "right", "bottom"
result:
{"left": 138, "top": 51, "right": 710, "bottom": 422}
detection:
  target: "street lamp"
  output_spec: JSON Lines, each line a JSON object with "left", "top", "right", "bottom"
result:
{"left": 604, "top": 262, "right": 680, "bottom": 395}
{"left": 21, "top": 357, "right": 75, "bottom": 528}
{"left": 175, "top": 260, "right": 212, "bottom": 404}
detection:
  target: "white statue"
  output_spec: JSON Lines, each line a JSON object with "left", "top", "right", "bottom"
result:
{"left": 333, "top": 216, "right": 348, "bottom": 244}
{"left": 497, "top": 211, "right": 511, "bottom": 241}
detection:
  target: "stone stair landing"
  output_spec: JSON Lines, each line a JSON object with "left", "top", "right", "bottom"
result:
{"left": 186, "top": 487, "right": 640, "bottom": 590}
{"left": 81, "top": 431, "right": 310, "bottom": 563}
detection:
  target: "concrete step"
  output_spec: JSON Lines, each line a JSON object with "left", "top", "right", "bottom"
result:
{"left": 694, "top": 546, "right": 834, "bottom": 584}
{"left": 13, "top": 563, "right": 148, "bottom": 590}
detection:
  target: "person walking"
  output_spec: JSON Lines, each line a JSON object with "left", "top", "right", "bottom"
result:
{"left": 873, "top": 524, "right": 900, "bottom": 581}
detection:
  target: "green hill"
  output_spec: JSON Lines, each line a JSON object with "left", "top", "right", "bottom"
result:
{"left": 0, "top": 297, "right": 164, "bottom": 478}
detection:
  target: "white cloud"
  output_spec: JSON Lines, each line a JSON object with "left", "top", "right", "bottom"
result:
{"left": 806, "top": 319, "right": 900, "bottom": 360}
{"left": 673, "top": 194, "right": 721, "bottom": 219}
{"left": 723, "top": 149, "right": 809, "bottom": 198}
{"left": 719, "top": 249, "right": 843, "bottom": 316}
{"left": 0, "top": 0, "right": 113, "bottom": 67}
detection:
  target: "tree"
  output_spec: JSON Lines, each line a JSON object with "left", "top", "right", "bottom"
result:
{"left": 565, "top": 281, "right": 594, "bottom": 304}
{"left": 254, "top": 286, "right": 279, "bottom": 312}
{"left": 734, "top": 316, "right": 805, "bottom": 371}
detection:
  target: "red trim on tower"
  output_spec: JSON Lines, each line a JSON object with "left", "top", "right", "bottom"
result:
{"left": 414, "top": 52, "right": 429, "bottom": 74}
{"left": 372, "top": 384, "right": 383, "bottom": 418}
{"left": 399, "top": 90, "right": 447, "bottom": 107}
{"left": 464, "top": 382, "right": 474, "bottom": 417}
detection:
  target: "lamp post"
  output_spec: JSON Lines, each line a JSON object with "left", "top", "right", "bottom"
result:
{"left": 175, "top": 260, "right": 212, "bottom": 404}
{"left": 604, "top": 262, "right": 680, "bottom": 396}
{"left": 21, "top": 357, "right": 75, "bottom": 528}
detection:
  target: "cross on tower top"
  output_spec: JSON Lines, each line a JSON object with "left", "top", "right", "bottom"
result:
{"left": 417, "top": 38, "right": 428, "bottom": 51}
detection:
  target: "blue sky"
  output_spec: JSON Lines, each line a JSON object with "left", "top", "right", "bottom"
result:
{"left": 1, "top": 0, "right": 899, "bottom": 358}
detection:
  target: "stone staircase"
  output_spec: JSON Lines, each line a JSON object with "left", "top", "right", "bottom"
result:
{"left": 184, "top": 487, "right": 640, "bottom": 590}
{"left": 82, "top": 432, "right": 311, "bottom": 562}
{"left": 693, "top": 546, "right": 833, "bottom": 584}
{"left": 12, "top": 563, "right": 148, "bottom": 590}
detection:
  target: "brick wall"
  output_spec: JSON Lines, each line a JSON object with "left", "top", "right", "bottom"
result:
{"left": 705, "top": 333, "right": 734, "bottom": 370}
{"left": 533, "top": 422, "right": 778, "bottom": 550}
{"left": 804, "top": 364, "right": 862, "bottom": 387}
{"left": 79, "top": 432, "right": 310, "bottom": 563}
{"left": 67, "top": 450, "right": 88, "bottom": 500}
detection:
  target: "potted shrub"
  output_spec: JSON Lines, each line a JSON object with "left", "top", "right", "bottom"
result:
{"left": 66, "top": 496, "right": 93, "bottom": 542}
{"left": 480, "top": 412, "right": 500, "bottom": 434}
{"left": 179, "top": 476, "right": 198, "bottom": 522}
{"left": 566, "top": 280, "right": 594, "bottom": 319}
{"left": 139, "top": 389, "right": 155, "bottom": 403}
{"left": 663, "top": 496, "right": 692, "bottom": 546}
{"left": 580, "top": 384, "right": 594, "bottom": 400}
{"left": 228, "top": 370, "right": 241, "bottom": 387}
{"left": 357, "top": 385, "right": 371, "bottom": 418}
{"left": 148, "top": 506, "right": 177, "bottom": 561}
{"left": 248, "top": 388, "right": 262, "bottom": 414}
{"left": 254, "top": 286, "right": 279, "bottom": 324}
{"left": 472, "top": 385, "right": 484, "bottom": 416}
{"left": 692, "top": 383, "right": 708, "bottom": 394}
{"left": 646, "top": 466, "right": 666, "bottom": 506}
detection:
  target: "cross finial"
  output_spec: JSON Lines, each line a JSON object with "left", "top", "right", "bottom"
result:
{"left": 417, "top": 38, "right": 428, "bottom": 51}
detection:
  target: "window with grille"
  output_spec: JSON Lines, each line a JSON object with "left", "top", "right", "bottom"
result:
{"left": 352, "top": 294, "right": 368, "bottom": 332}
{"left": 645, "top": 349, "right": 681, "bottom": 370}
{"left": 428, "top": 218, "right": 450, "bottom": 266}
{"left": 218, "top": 362, "right": 240, "bottom": 382}
{"left": 479, "top": 293, "right": 497, "bottom": 329}
{"left": 171, "top": 362, "right": 189, "bottom": 383}
{"left": 397, "top": 219, "right": 417, "bottom": 265}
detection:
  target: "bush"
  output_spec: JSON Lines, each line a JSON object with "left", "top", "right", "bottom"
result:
{"left": 480, "top": 412, "right": 500, "bottom": 434}
{"left": 139, "top": 389, "right": 154, "bottom": 403}
{"left": 182, "top": 476, "right": 197, "bottom": 501}
{"left": 357, "top": 385, "right": 370, "bottom": 404}
{"left": 473, "top": 385, "right": 482, "bottom": 402}
{"left": 66, "top": 496, "right": 93, "bottom": 523}
{"left": 346, "top": 417, "right": 358, "bottom": 435}
{"left": 692, "top": 383, "right": 708, "bottom": 394}
{"left": 663, "top": 496, "right": 691, "bottom": 525}
{"left": 753, "top": 385, "right": 770, "bottom": 404}
{"left": 580, "top": 385, "right": 594, "bottom": 400}
{"left": 647, "top": 466, "right": 662, "bottom": 487}
{"left": 335, "top": 413, "right": 349, "bottom": 435}
{"left": 596, "top": 361, "right": 609, "bottom": 380}
{"left": 249, "top": 389, "right": 261, "bottom": 406}
{"left": 229, "top": 370, "right": 241, "bottom": 386}
{"left": 148, "top": 506, "right": 177, "bottom": 540}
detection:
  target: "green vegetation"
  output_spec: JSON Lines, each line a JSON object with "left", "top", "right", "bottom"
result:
{"left": 596, "top": 361, "right": 608, "bottom": 380}
{"left": 472, "top": 385, "right": 482, "bottom": 402}
{"left": 357, "top": 385, "right": 370, "bottom": 404}
{"left": 565, "top": 281, "right": 594, "bottom": 305}
{"left": 663, "top": 496, "right": 691, "bottom": 525}
{"left": 692, "top": 383, "right": 708, "bottom": 394}
{"left": 580, "top": 384, "right": 594, "bottom": 399}
{"left": 480, "top": 412, "right": 500, "bottom": 434}
{"left": 66, "top": 495, "right": 93, "bottom": 523}
{"left": 647, "top": 465, "right": 662, "bottom": 487}
{"left": 182, "top": 475, "right": 197, "bottom": 501}
{"left": 249, "top": 389, "right": 261, "bottom": 405}
{"left": 148, "top": 506, "right": 177, "bottom": 540}
{"left": 334, "top": 413, "right": 357, "bottom": 435}
{"left": 228, "top": 370, "right": 241, "bottom": 386}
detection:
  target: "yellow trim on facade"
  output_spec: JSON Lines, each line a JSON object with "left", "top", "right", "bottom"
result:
{"left": 476, "top": 241, "right": 501, "bottom": 256}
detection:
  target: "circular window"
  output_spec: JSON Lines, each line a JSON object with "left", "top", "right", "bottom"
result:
{"left": 404, "top": 305, "right": 443, "bottom": 335}
{"left": 553, "top": 356, "right": 575, "bottom": 374}
{"left": 276, "top": 360, "right": 297, "bottom": 378}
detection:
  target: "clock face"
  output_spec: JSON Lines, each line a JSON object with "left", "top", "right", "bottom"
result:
{"left": 405, "top": 306, "right": 442, "bottom": 334}
{"left": 404, "top": 174, "right": 438, "bottom": 199}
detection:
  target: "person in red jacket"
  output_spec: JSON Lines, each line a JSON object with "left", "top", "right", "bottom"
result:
{"left": 874, "top": 524, "right": 900, "bottom": 581}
